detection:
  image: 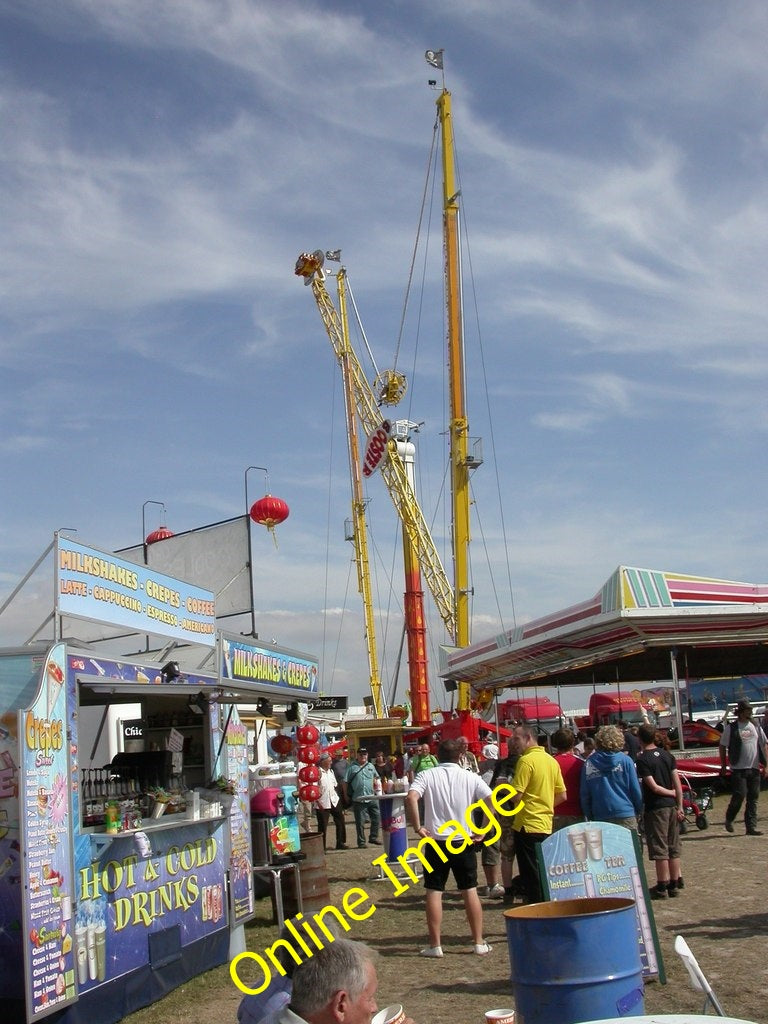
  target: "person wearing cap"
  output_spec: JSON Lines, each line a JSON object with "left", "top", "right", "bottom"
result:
{"left": 719, "top": 699, "right": 768, "bottom": 835}
{"left": 342, "top": 748, "right": 381, "bottom": 848}
{"left": 315, "top": 752, "right": 348, "bottom": 851}
{"left": 481, "top": 742, "right": 499, "bottom": 762}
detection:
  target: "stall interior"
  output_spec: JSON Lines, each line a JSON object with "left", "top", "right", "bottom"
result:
{"left": 77, "top": 683, "right": 213, "bottom": 831}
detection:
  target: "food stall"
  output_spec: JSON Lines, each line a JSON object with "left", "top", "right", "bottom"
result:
{"left": 0, "top": 534, "right": 320, "bottom": 1024}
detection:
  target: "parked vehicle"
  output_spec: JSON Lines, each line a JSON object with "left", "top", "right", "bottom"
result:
{"left": 667, "top": 719, "right": 723, "bottom": 748}
{"left": 574, "top": 691, "right": 658, "bottom": 735}
{"left": 497, "top": 696, "right": 569, "bottom": 740}
{"left": 679, "top": 772, "right": 715, "bottom": 832}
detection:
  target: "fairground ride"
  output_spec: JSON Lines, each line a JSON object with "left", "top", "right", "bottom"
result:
{"left": 295, "top": 52, "right": 481, "bottom": 724}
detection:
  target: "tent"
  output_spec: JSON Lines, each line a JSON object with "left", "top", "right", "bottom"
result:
{"left": 443, "top": 565, "right": 768, "bottom": 692}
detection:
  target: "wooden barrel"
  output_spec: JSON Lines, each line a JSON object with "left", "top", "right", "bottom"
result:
{"left": 285, "top": 832, "right": 330, "bottom": 915}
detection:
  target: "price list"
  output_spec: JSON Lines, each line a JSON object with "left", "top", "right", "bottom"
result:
{"left": 21, "top": 649, "right": 77, "bottom": 1020}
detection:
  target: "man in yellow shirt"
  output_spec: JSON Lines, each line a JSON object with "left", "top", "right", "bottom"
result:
{"left": 511, "top": 724, "right": 567, "bottom": 903}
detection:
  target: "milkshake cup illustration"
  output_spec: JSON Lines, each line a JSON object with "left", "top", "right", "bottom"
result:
{"left": 586, "top": 827, "right": 604, "bottom": 860}
{"left": 567, "top": 829, "right": 587, "bottom": 861}
{"left": 76, "top": 927, "right": 88, "bottom": 985}
{"left": 95, "top": 924, "right": 107, "bottom": 981}
{"left": 87, "top": 925, "right": 97, "bottom": 981}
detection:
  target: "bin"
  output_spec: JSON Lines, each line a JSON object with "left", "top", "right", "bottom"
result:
{"left": 291, "top": 832, "right": 330, "bottom": 914}
{"left": 504, "top": 897, "right": 644, "bottom": 1024}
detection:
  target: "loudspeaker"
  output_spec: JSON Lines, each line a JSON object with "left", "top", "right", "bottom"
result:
{"left": 444, "top": 679, "right": 458, "bottom": 693}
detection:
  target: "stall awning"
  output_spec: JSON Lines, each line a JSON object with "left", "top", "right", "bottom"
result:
{"left": 445, "top": 566, "right": 768, "bottom": 690}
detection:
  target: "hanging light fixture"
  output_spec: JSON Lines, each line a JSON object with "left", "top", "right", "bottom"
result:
{"left": 143, "top": 500, "right": 174, "bottom": 547}
{"left": 146, "top": 525, "right": 175, "bottom": 545}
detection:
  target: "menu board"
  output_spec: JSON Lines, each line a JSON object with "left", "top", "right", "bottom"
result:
{"left": 539, "top": 821, "right": 664, "bottom": 982}
{"left": 20, "top": 642, "right": 77, "bottom": 1020}
{"left": 224, "top": 708, "right": 255, "bottom": 926}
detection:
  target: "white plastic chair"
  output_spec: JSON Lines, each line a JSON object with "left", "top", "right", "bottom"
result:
{"left": 674, "top": 934, "right": 726, "bottom": 1016}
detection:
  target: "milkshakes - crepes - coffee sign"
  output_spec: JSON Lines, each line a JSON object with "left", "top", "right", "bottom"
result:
{"left": 56, "top": 537, "right": 216, "bottom": 647}
{"left": 221, "top": 638, "right": 318, "bottom": 694}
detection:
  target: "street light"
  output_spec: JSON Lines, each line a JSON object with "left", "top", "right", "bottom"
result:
{"left": 142, "top": 500, "right": 168, "bottom": 563}
{"left": 244, "top": 467, "right": 269, "bottom": 638}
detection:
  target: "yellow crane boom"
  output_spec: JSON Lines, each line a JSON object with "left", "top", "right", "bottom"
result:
{"left": 336, "top": 270, "right": 384, "bottom": 717}
{"left": 295, "top": 252, "right": 457, "bottom": 647}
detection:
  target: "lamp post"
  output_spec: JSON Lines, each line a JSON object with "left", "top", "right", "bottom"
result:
{"left": 141, "top": 500, "right": 167, "bottom": 564}
{"left": 244, "top": 467, "right": 290, "bottom": 637}
{"left": 244, "top": 467, "right": 269, "bottom": 638}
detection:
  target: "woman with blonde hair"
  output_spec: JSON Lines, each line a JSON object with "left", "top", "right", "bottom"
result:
{"left": 580, "top": 724, "right": 644, "bottom": 830}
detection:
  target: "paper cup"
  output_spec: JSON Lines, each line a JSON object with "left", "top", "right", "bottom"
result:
{"left": 372, "top": 1004, "right": 406, "bottom": 1024}
{"left": 485, "top": 1011, "right": 515, "bottom": 1024}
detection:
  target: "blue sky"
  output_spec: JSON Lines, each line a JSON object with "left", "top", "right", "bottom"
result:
{"left": 2, "top": 1, "right": 768, "bottom": 711}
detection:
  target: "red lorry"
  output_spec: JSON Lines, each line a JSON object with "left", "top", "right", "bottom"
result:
{"left": 574, "top": 691, "right": 656, "bottom": 735}
{"left": 497, "top": 696, "right": 569, "bottom": 739}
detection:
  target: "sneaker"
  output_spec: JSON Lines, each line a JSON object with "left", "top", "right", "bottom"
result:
{"left": 675, "top": 877, "right": 684, "bottom": 890}
{"left": 335, "top": 844, "right": 349, "bottom": 850}
{"left": 666, "top": 882, "right": 679, "bottom": 898}
{"left": 724, "top": 819, "right": 734, "bottom": 833}
{"left": 357, "top": 842, "right": 368, "bottom": 849}
{"left": 419, "top": 946, "right": 443, "bottom": 958}
{"left": 650, "top": 884, "right": 667, "bottom": 900}
{"left": 487, "top": 884, "right": 505, "bottom": 899}
{"left": 474, "top": 942, "right": 493, "bottom": 956}
{"left": 477, "top": 885, "right": 490, "bottom": 897}
{"left": 368, "top": 838, "right": 381, "bottom": 845}
{"left": 746, "top": 829, "right": 763, "bottom": 836}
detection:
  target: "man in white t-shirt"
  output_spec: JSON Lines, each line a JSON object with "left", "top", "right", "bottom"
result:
{"left": 720, "top": 699, "right": 768, "bottom": 835}
{"left": 406, "top": 738, "right": 494, "bottom": 959}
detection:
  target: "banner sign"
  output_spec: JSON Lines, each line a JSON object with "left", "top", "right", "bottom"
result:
{"left": 0, "top": 655, "right": 39, "bottom": 1004}
{"left": 539, "top": 822, "right": 664, "bottom": 981}
{"left": 68, "top": 653, "right": 216, "bottom": 692}
{"left": 362, "top": 419, "right": 392, "bottom": 478}
{"left": 221, "top": 637, "right": 318, "bottom": 695}
{"left": 20, "top": 642, "right": 78, "bottom": 1020}
{"left": 56, "top": 537, "right": 216, "bottom": 647}
{"left": 308, "top": 695, "right": 348, "bottom": 712}
{"left": 72, "top": 822, "right": 228, "bottom": 992}
{"left": 224, "top": 709, "right": 255, "bottom": 926}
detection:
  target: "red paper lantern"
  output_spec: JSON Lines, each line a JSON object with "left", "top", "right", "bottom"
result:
{"left": 270, "top": 734, "right": 293, "bottom": 756}
{"left": 298, "top": 744, "right": 321, "bottom": 764}
{"left": 249, "top": 495, "right": 290, "bottom": 532}
{"left": 145, "top": 526, "right": 174, "bottom": 545}
{"left": 296, "top": 724, "right": 319, "bottom": 745}
{"left": 298, "top": 783, "right": 320, "bottom": 802}
{"left": 298, "top": 764, "right": 320, "bottom": 784}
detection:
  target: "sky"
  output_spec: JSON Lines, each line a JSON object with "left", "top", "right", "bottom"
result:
{"left": 2, "top": 0, "right": 768, "bottom": 713}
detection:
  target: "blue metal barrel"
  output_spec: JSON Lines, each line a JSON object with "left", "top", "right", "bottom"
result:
{"left": 504, "top": 897, "right": 644, "bottom": 1024}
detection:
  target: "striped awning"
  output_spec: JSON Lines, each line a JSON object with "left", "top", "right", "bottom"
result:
{"left": 444, "top": 566, "right": 768, "bottom": 690}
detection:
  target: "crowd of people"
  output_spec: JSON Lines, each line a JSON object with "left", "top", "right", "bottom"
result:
{"left": 310, "top": 699, "right": 766, "bottom": 909}
{"left": 241, "top": 700, "right": 766, "bottom": 1024}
